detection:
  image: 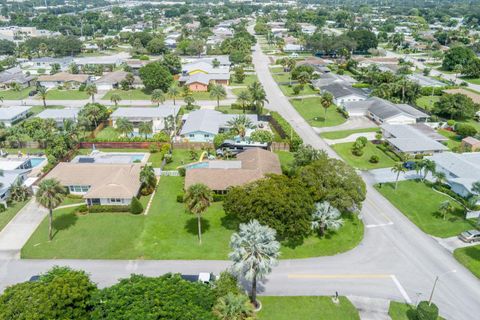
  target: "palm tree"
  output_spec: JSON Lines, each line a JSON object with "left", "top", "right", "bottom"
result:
{"left": 115, "top": 117, "right": 133, "bottom": 137}
{"left": 184, "top": 95, "right": 195, "bottom": 108}
{"left": 167, "top": 86, "right": 181, "bottom": 105}
{"left": 140, "top": 164, "right": 156, "bottom": 189}
{"left": 391, "top": 163, "right": 407, "bottom": 190}
{"left": 297, "top": 71, "right": 311, "bottom": 85}
{"left": 213, "top": 292, "right": 255, "bottom": 320}
{"left": 434, "top": 171, "right": 446, "bottom": 185}
{"left": 311, "top": 201, "right": 344, "bottom": 237}
{"left": 320, "top": 92, "right": 333, "bottom": 123}
{"left": 138, "top": 121, "right": 153, "bottom": 139}
{"left": 110, "top": 93, "right": 122, "bottom": 106}
{"left": 287, "top": 58, "right": 296, "bottom": 86}
{"left": 183, "top": 183, "right": 213, "bottom": 244}
{"left": 248, "top": 81, "right": 268, "bottom": 116}
{"left": 236, "top": 90, "right": 251, "bottom": 114}
{"left": 38, "top": 86, "right": 48, "bottom": 108}
{"left": 421, "top": 159, "right": 436, "bottom": 181}
{"left": 151, "top": 89, "right": 166, "bottom": 106}
{"left": 210, "top": 84, "right": 227, "bottom": 108}
{"left": 36, "top": 179, "right": 65, "bottom": 241}
{"left": 229, "top": 220, "right": 280, "bottom": 308}
{"left": 85, "top": 84, "right": 97, "bottom": 103}
{"left": 227, "top": 115, "right": 255, "bottom": 139}
{"left": 438, "top": 200, "right": 453, "bottom": 220}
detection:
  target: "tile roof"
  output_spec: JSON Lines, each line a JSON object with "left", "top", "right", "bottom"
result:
{"left": 38, "top": 72, "right": 89, "bottom": 83}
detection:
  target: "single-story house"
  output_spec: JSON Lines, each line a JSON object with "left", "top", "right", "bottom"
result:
{"left": 186, "top": 55, "right": 231, "bottom": 67}
{"left": 181, "top": 62, "right": 230, "bottom": 76}
{"left": 320, "top": 82, "right": 367, "bottom": 106}
{"left": 179, "top": 73, "right": 230, "bottom": 91}
{"left": 0, "top": 66, "right": 36, "bottom": 89}
{"left": 73, "top": 53, "right": 127, "bottom": 68}
{"left": 0, "top": 106, "right": 31, "bottom": 127}
{"left": 44, "top": 163, "right": 142, "bottom": 206}
{"left": 344, "top": 97, "right": 429, "bottom": 124}
{"left": 36, "top": 108, "right": 80, "bottom": 127}
{"left": 283, "top": 44, "right": 304, "bottom": 52}
{"left": 0, "top": 157, "right": 36, "bottom": 171}
{"left": 94, "top": 71, "right": 143, "bottom": 90}
{"left": 381, "top": 123, "right": 448, "bottom": 155}
{"left": 461, "top": 136, "right": 480, "bottom": 151}
{"left": 427, "top": 152, "right": 480, "bottom": 202}
{"left": 180, "top": 109, "right": 259, "bottom": 142}
{"left": 0, "top": 169, "right": 29, "bottom": 204}
{"left": 110, "top": 106, "right": 178, "bottom": 134}
{"left": 21, "top": 57, "right": 73, "bottom": 75}
{"left": 185, "top": 148, "right": 282, "bottom": 193}
{"left": 37, "top": 72, "right": 90, "bottom": 89}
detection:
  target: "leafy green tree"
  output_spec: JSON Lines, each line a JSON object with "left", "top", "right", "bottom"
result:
{"left": 184, "top": 183, "right": 213, "bottom": 244}
{"left": 234, "top": 66, "right": 246, "bottom": 83}
{"left": 415, "top": 301, "right": 439, "bottom": 320}
{"left": 311, "top": 201, "right": 344, "bottom": 236}
{"left": 224, "top": 175, "right": 314, "bottom": 241}
{"left": 36, "top": 178, "right": 65, "bottom": 240}
{"left": 236, "top": 90, "right": 251, "bottom": 114}
{"left": 85, "top": 84, "right": 97, "bottom": 103}
{"left": 455, "top": 123, "right": 477, "bottom": 137}
{"left": 167, "top": 85, "right": 181, "bottom": 105}
{"left": 161, "top": 53, "right": 182, "bottom": 74}
{"left": 213, "top": 271, "right": 242, "bottom": 299}
{"left": 433, "top": 93, "right": 479, "bottom": 120}
{"left": 139, "top": 62, "right": 174, "bottom": 92}
{"left": 213, "top": 293, "right": 256, "bottom": 320}
{"left": 140, "top": 164, "right": 156, "bottom": 190}
{"left": 442, "top": 46, "right": 476, "bottom": 71}
{"left": 250, "top": 130, "right": 273, "bottom": 144}
{"left": 184, "top": 95, "right": 196, "bottom": 109}
{"left": 78, "top": 103, "right": 109, "bottom": 129}
{"left": 391, "top": 163, "right": 407, "bottom": 190}
{"left": 109, "top": 93, "right": 121, "bottom": 106}
{"left": 210, "top": 84, "right": 227, "bottom": 108}
{"left": 293, "top": 145, "right": 327, "bottom": 167}
{"left": 229, "top": 220, "right": 280, "bottom": 307}
{"left": 8, "top": 181, "right": 30, "bottom": 202}
{"left": 130, "top": 197, "right": 144, "bottom": 214}
{"left": 139, "top": 121, "right": 153, "bottom": 139}
{"left": 462, "top": 58, "right": 480, "bottom": 78}
{"left": 146, "top": 36, "right": 167, "bottom": 54}
{"left": 226, "top": 115, "right": 255, "bottom": 139}
{"left": 346, "top": 29, "right": 378, "bottom": 52}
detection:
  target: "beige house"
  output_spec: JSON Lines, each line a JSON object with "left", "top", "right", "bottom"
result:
{"left": 38, "top": 72, "right": 90, "bottom": 89}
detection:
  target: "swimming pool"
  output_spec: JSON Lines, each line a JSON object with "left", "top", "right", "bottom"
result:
{"left": 185, "top": 162, "right": 209, "bottom": 169}
{"left": 72, "top": 152, "right": 149, "bottom": 164}
{"left": 29, "top": 157, "right": 46, "bottom": 168}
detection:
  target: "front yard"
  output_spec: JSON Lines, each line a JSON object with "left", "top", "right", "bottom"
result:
{"left": 291, "top": 97, "right": 347, "bottom": 127}
{"left": 0, "top": 87, "right": 33, "bottom": 100}
{"left": 415, "top": 95, "right": 440, "bottom": 111}
{"left": 230, "top": 74, "right": 258, "bottom": 86}
{"left": 102, "top": 89, "right": 151, "bottom": 101}
{"left": 454, "top": 245, "right": 480, "bottom": 279}
{"left": 375, "top": 180, "right": 477, "bottom": 238}
{"left": 0, "top": 200, "right": 29, "bottom": 232}
{"left": 280, "top": 84, "right": 318, "bottom": 97}
{"left": 332, "top": 142, "right": 396, "bottom": 170}
{"left": 45, "top": 89, "right": 90, "bottom": 100}
{"left": 22, "top": 176, "right": 364, "bottom": 260}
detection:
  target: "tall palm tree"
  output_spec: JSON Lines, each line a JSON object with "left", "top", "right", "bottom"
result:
{"left": 36, "top": 179, "right": 65, "bottom": 241}
{"left": 184, "top": 95, "right": 195, "bottom": 108}
{"left": 391, "top": 163, "right": 407, "bottom": 190}
{"left": 140, "top": 164, "right": 156, "bottom": 189}
{"left": 38, "top": 86, "right": 48, "bottom": 108}
{"left": 183, "top": 183, "right": 213, "bottom": 244}
{"left": 421, "top": 159, "right": 436, "bottom": 181}
{"left": 85, "top": 84, "right": 97, "bottom": 103}
{"left": 210, "top": 84, "right": 227, "bottom": 108}
{"left": 138, "top": 121, "right": 153, "bottom": 139}
{"left": 434, "top": 171, "right": 446, "bottom": 185}
{"left": 213, "top": 292, "right": 255, "bottom": 320}
{"left": 311, "top": 201, "right": 344, "bottom": 236}
{"left": 236, "top": 90, "right": 251, "bottom": 114}
{"left": 297, "top": 71, "right": 311, "bottom": 85}
{"left": 438, "top": 200, "right": 453, "bottom": 220}
{"left": 229, "top": 220, "right": 280, "bottom": 308}
{"left": 226, "top": 115, "right": 255, "bottom": 139}
{"left": 248, "top": 81, "right": 268, "bottom": 116}
{"left": 320, "top": 92, "right": 333, "bottom": 123}
{"left": 115, "top": 117, "right": 133, "bottom": 137}
{"left": 287, "top": 58, "right": 296, "bottom": 86}
{"left": 167, "top": 86, "right": 181, "bottom": 105}
{"left": 151, "top": 89, "right": 166, "bottom": 106}
{"left": 110, "top": 93, "right": 122, "bottom": 106}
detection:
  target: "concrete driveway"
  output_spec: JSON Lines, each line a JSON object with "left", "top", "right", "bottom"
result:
{"left": 434, "top": 236, "right": 480, "bottom": 253}
{"left": 314, "top": 116, "right": 378, "bottom": 133}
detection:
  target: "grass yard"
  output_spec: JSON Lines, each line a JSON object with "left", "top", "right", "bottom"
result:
{"left": 270, "top": 66, "right": 284, "bottom": 73}
{"left": 45, "top": 89, "right": 89, "bottom": 100}
{"left": 29, "top": 105, "right": 65, "bottom": 116}
{"left": 0, "top": 200, "right": 29, "bottom": 232}
{"left": 275, "top": 151, "right": 294, "bottom": 168}
{"left": 232, "top": 87, "right": 248, "bottom": 96}
{"left": 215, "top": 105, "right": 254, "bottom": 114}
{"left": 463, "top": 77, "right": 480, "bottom": 85}
{"left": 437, "top": 129, "right": 461, "bottom": 150}
{"left": 163, "top": 149, "right": 197, "bottom": 170}
{"left": 415, "top": 96, "right": 440, "bottom": 111}
{"left": 291, "top": 97, "right": 346, "bottom": 127}
{"left": 388, "top": 301, "right": 444, "bottom": 320}
{"left": 332, "top": 142, "right": 396, "bottom": 170}
{"left": 102, "top": 89, "right": 151, "bottom": 101}
{"left": 459, "top": 119, "right": 480, "bottom": 132}
{"left": 272, "top": 72, "right": 292, "bottom": 83}
{"left": 454, "top": 245, "right": 480, "bottom": 279}
{"left": 258, "top": 296, "right": 360, "bottom": 320}
{"left": 94, "top": 126, "right": 121, "bottom": 140}
{"left": 0, "top": 87, "right": 33, "bottom": 100}
{"left": 230, "top": 74, "right": 258, "bottom": 86}
{"left": 280, "top": 84, "right": 318, "bottom": 97}
{"left": 375, "top": 180, "right": 477, "bottom": 238}
{"left": 189, "top": 91, "right": 225, "bottom": 101}
{"left": 320, "top": 127, "right": 378, "bottom": 140}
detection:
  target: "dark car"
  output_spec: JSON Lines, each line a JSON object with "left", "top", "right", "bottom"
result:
{"left": 403, "top": 161, "right": 416, "bottom": 170}
{"left": 29, "top": 275, "right": 40, "bottom": 282}
{"left": 28, "top": 90, "right": 38, "bottom": 96}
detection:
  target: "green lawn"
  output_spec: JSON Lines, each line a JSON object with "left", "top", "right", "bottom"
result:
{"left": 46, "top": 89, "right": 89, "bottom": 100}
{"left": 275, "top": 151, "right": 294, "bottom": 168}
{"left": 29, "top": 105, "right": 65, "bottom": 116}
{"left": 163, "top": 149, "right": 197, "bottom": 170}
{"left": 189, "top": 91, "right": 225, "bottom": 101}
{"left": 22, "top": 176, "right": 363, "bottom": 260}
{"left": 291, "top": 98, "right": 346, "bottom": 127}
{"left": 280, "top": 84, "right": 318, "bottom": 97}
{"left": 215, "top": 105, "right": 254, "bottom": 114}
{"left": 258, "top": 296, "right": 360, "bottom": 320}
{"left": 94, "top": 126, "right": 121, "bottom": 140}
{"left": 102, "top": 89, "right": 151, "bottom": 101}
{"left": 454, "top": 245, "right": 480, "bottom": 279}
{"left": 459, "top": 119, "right": 480, "bottom": 132}
{"left": 375, "top": 180, "right": 477, "bottom": 238}
{"left": 270, "top": 66, "right": 284, "bottom": 73}
{"left": 320, "top": 128, "right": 378, "bottom": 140}
{"left": 0, "top": 87, "right": 33, "bottom": 100}
{"left": 230, "top": 74, "right": 258, "bottom": 86}
{"left": 232, "top": 87, "right": 248, "bottom": 96}
{"left": 388, "top": 301, "right": 444, "bottom": 320}
{"left": 463, "top": 77, "right": 480, "bottom": 85}
{"left": 332, "top": 142, "right": 396, "bottom": 170}
{"left": 415, "top": 96, "right": 440, "bottom": 111}
{"left": 0, "top": 200, "right": 29, "bottom": 232}
{"left": 272, "top": 73, "right": 292, "bottom": 83}
{"left": 437, "top": 129, "right": 461, "bottom": 150}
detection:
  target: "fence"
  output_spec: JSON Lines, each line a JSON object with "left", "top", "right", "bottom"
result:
{"left": 79, "top": 141, "right": 166, "bottom": 149}
{"left": 270, "top": 142, "right": 290, "bottom": 152}
{"left": 158, "top": 170, "right": 180, "bottom": 176}
{"left": 173, "top": 142, "right": 214, "bottom": 150}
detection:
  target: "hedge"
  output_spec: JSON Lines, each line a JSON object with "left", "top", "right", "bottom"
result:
{"left": 87, "top": 205, "right": 131, "bottom": 213}
{"left": 270, "top": 111, "right": 303, "bottom": 151}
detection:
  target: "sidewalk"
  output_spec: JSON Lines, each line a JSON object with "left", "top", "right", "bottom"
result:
{"left": 0, "top": 199, "right": 47, "bottom": 259}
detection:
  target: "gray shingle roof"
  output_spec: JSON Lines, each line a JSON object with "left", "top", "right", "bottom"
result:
{"left": 0, "top": 106, "right": 31, "bottom": 121}
{"left": 36, "top": 108, "right": 80, "bottom": 121}
{"left": 428, "top": 152, "right": 480, "bottom": 192}
{"left": 382, "top": 124, "right": 448, "bottom": 153}
{"left": 180, "top": 110, "right": 258, "bottom": 135}
{"left": 321, "top": 82, "right": 366, "bottom": 99}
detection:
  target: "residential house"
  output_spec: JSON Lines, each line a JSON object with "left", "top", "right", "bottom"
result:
{"left": 0, "top": 106, "right": 31, "bottom": 127}
{"left": 181, "top": 61, "right": 230, "bottom": 76}
{"left": 381, "top": 123, "right": 448, "bottom": 155}
{"left": 0, "top": 66, "right": 36, "bottom": 89}
{"left": 180, "top": 109, "right": 259, "bottom": 142}
{"left": 461, "top": 136, "right": 480, "bottom": 152}
{"left": 44, "top": 163, "right": 142, "bottom": 206}
{"left": 94, "top": 70, "right": 142, "bottom": 91}
{"left": 37, "top": 72, "right": 90, "bottom": 89}
{"left": 21, "top": 57, "right": 73, "bottom": 75}
{"left": 443, "top": 88, "right": 480, "bottom": 104}
{"left": 185, "top": 148, "right": 282, "bottom": 193}
{"left": 73, "top": 52, "right": 128, "bottom": 69}
{"left": 0, "top": 170, "right": 29, "bottom": 204}
{"left": 36, "top": 108, "right": 80, "bottom": 127}
{"left": 110, "top": 106, "right": 178, "bottom": 134}
{"left": 320, "top": 82, "right": 367, "bottom": 106}
{"left": 181, "top": 73, "right": 230, "bottom": 92}
{"left": 283, "top": 44, "right": 304, "bottom": 52}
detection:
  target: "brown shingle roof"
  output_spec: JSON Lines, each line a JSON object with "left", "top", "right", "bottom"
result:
{"left": 443, "top": 88, "right": 480, "bottom": 104}
{"left": 38, "top": 72, "right": 89, "bottom": 83}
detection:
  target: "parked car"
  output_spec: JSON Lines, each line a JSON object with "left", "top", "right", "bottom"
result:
{"left": 29, "top": 89, "right": 38, "bottom": 96}
{"left": 28, "top": 275, "right": 40, "bottom": 282}
{"left": 458, "top": 230, "right": 480, "bottom": 243}
{"left": 403, "top": 161, "right": 416, "bottom": 170}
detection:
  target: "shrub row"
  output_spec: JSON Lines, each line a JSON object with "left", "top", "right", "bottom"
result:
{"left": 270, "top": 111, "right": 303, "bottom": 151}
{"left": 75, "top": 198, "right": 144, "bottom": 215}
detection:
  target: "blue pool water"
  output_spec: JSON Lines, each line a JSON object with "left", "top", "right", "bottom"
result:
{"left": 131, "top": 155, "right": 145, "bottom": 162}
{"left": 29, "top": 157, "right": 45, "bottom": 167}
{"left": 185, "top": 162, "right": 209, "bottom": 169}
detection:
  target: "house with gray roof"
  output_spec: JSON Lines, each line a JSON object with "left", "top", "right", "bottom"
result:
{"left": 21, "top": 57, "right": 73, "bottom": 75}
{"left": 320, "top": 82, "right": 367, "bottom": 106}
{"left": 36, "top": 108, "right": 80, "bottom": 127}
{"left": 94, "top": 71, "right": 143, "bottom": 91}
{"left": 0, "top": 169, "right": 29, "bottom": 205}
{"left": 0, "top": 106, "right": 31, "bottom": 127}
{"left": 381, "top": 123, "right": 448, "bottom": 155}
{"left": 110, "top": 106, "right": 178, "bottom": 134}
{"left": 0, "top": 67, "right": 36, "bottom": 89}
{"left": 180, "top": 109, "right": 258, "bottom": 143}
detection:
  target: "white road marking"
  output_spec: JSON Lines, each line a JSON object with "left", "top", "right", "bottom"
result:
{"left": 365, "top": 222, "right": 394, "bottom": 228}
{"left": 390, "top": 275, "right": 412, "bottom": 304}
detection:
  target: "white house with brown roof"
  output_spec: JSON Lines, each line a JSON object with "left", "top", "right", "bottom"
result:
{"left": 44, "top": 163, "right": 141, "bottom": 206}
{"left": 37, "top": 72, "right": 90, "bottom": 89}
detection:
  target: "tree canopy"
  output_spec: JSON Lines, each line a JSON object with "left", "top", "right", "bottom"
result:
{"left": 433, "top": 93, "right": 479, "bottom": 120}
{"left": 139, "top": 62, "right": 174, "bottom": 92}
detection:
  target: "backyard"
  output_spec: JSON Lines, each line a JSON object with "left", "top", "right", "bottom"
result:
{"left": 291, "top": 97, "right": 347, "bottom": 127}
{"left": 22, "top": 176, "right": 364, "bottom": 260}
{"left": 454, "top": 245, "right": 480, "bottom": 279}
{"left": 76, "top": 148, "right": 164, "bottom": 167}
{"left": 258, "top": 296, "right": 360, "bottom": 320}
{"left": 0, "top": 86, "right": 33, "bottom": 100}
{"left": 375, "top": 180, "right": 477, "bottom": 238}
{"left": 45, "top": 89, "right": 90, "bottom": 100}
{"left": 332, "top": 142, "right": 397, "bottom": 170}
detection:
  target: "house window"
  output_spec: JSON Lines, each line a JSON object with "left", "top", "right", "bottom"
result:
{"left": 189, "top": 134, "right": 194, "bottom": 138}
{"left": 109, "top": 198, "right": 122, "bottom": 203}
{"left": 204, "top": 134, "right": 210, "bottom": 138}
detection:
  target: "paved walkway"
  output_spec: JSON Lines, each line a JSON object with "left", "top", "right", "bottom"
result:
{"left": 348, "top": 296, "right": 392, "bottom": 320}
{"left": 0, "top": 199, "right": 47, "bottom": 259}
{"left": 434, "top": 236, "right": 479, "bottom": 253}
